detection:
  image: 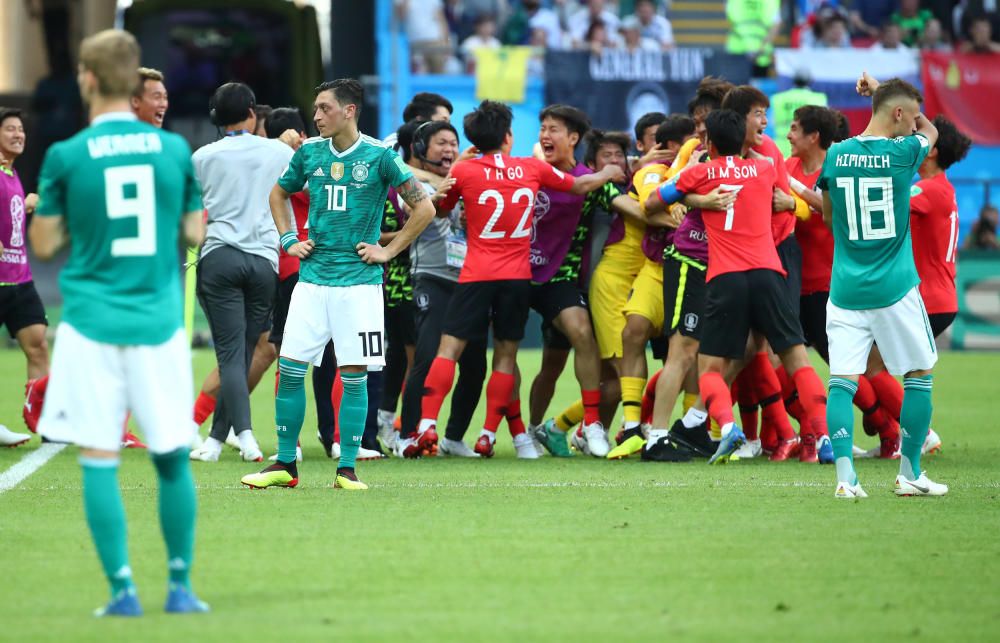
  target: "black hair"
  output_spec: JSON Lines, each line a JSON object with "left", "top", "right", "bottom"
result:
{"left": 792, "top": 105, "right": 838, "bottom": 150}
{"left": 655, "top": 115, "right": 696, "bottom": 147}
{"left": 830, "top": 109, "right": 851, "bottom": 142}
{"left": 209, "top": 82, "right": 256, "bottom": 127}
{"left": 687, "top": 77, "right": 734, "bottom": 115}
{"left": 721, "top": 85, "right": 770, "bottom": 117}
{"left": 402, "top": 92, "right": 454, "bottom": 122}
{"left": 540, "top": 104, "right": 591, "bottom": 147}
{"left": 931, "top": 115, "right": 972, "bottom": 170}
{"left": 463, "top": 100, "right": 512, "bottom": 152}
{"left": 583, "top": 129, "right": 631, "bottom": 168}
{"left": 705, "top": 109, "right": 746, "bottom": 156}
{"left": 315, "top": 78, "right": 364, "bottom": 118}
{"left": 634, "top": 111, "right": 668, "bottom": 144}
{"left": 414, "top": 120, "right": 459, "bottom": 163}
{"left": 265, "top": 107, "right": 306, "bottom": 139}
{"left": 0, "top": 107, "right": 23, "bottom": 126}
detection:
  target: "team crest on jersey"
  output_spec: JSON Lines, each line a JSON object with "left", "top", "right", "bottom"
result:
{"left": 352, "top": 163, "right": 369, "bottom": 182}
{"left": 331, "top": 162, "right": 345, "bottom": 180}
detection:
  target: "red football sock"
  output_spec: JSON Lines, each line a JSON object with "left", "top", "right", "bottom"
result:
{"left": 506, "top": 397, "right": 526, "bottom": 437}
{"left": 856, "top": 376, "right": 888, "bottom": 436}
{"left": 791, "top": 366, "right": 829, "bottom": 437}
{"left": 698, "top": 372, "right": 735, "bottom": 427}
{"left": 193, "top": 391, "right": 217, "bottom": 425}
{"left": 421, "top": 357, "right": 456, "bottom": 422}
{"left": 332, "top": 370, "right": 343, "bottom": 443}
{"left": 640, "top": 369, "right": 662, "bottom": 425}
{"left": 775, "top": 365, "right": 808, "bottom": 428}
{"left": 484, "top": 371, "right": 516, "bottom": 432}
{"left": 870, "top": 370, "right": 903, "bottom": 421}
{"left": 750, "top": 354, "right": 796, "bottom": 440}
{"left": 582, "top": 389, "right": 601, "bottom": 426}
{"left": 732, "top": 371, "right": 759, "bottom": 441}
{"left": 274, "top": 369, "right": 280, "bottom": 395}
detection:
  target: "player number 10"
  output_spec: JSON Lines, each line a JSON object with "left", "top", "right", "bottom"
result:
{"left": 325, "top": 184, "right": 347, "bottom": 212}
{"left": 835, "top": 176, "right": 896, "bottom": 241}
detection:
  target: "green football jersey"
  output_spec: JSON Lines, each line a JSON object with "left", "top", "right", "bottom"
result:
{"left": 278, "top": 133, "right": 413, "bottom": 287}
{"left": 35, "top": 113, "right": 201, "bottom": 345}
{"left": 817, "top": 133, "right": 930, "bottom": 310}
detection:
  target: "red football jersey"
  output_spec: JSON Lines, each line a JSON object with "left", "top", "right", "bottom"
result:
{"left": 439, "top": 153, "right": 576, "bottom": 282}
{"left": 278, "top": 191, "right": 310, "bottom": 281}
{"left": 910, "top": 172, "right": 959, "bottom": 313}
{"left": 751, "top": 135, "right": 795, "bottom": 244}
{"left": 676, "top": 155, "right": 784, "bottom": 282}
{"left": 786, "top": 156, "right": 833, "bottom": 295}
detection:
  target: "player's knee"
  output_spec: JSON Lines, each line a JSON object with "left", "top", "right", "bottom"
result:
{"left": 622, "top": 317, "right": 650, "bottom": 347}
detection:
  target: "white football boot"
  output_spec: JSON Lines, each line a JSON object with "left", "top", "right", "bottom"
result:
{"left": 894, "top": 473, "right": 948, "bottom": 497}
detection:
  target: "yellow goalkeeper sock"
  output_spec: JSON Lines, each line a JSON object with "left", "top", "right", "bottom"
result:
{"left": 554, "top": 399, "right": 584, "bottom": 432}
{"left": 620, "top": 377, "right": 646, "bottom": 428}
{"left": 682, "top": 393, "right": 698, "bottom": 415}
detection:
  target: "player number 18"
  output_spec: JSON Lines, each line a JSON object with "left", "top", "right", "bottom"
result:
{"left": 835, "top": 176, "right": 896, "bottom": 241}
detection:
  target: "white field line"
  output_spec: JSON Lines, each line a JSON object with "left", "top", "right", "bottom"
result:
{"left": 0, "top": 443, "right": 68, "bottom": 494}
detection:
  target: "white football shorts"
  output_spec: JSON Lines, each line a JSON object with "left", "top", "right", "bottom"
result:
{"left": 827, "top": 286, "right": 938, "bottom": 376}
{"left": 279, "top": 281, "right": 386, "bottom": 368}
{"left": 38, "top": 323, "right": 196, "bottom": 454}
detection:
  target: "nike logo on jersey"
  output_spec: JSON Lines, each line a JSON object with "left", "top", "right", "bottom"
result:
{"left": 313, "top": 167, "right": 325, "bottom": 177}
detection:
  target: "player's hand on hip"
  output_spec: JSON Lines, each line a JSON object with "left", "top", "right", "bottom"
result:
{"left": 289, "top": 239, "right": 315, "bottom": 258}
{"left": 856, "top": 71, "right": 879, "bottom": 97}
{"left": 357, "top": 242, "right": 392, "bottom": 264}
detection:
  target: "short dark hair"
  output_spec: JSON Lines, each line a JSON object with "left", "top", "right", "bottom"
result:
{"left": 0, "top": 107, "right": 23, "bottom": 127}
{"left": 655, "top": 115, "right": 696, "bottom": 147}
{"left": 540, "top": 104, "right": 591, "bottom": 146}
{"left": 634, "top": 111, "right": 667, "bottom": 144}
{"left": 315, "top": 78, "right": 365, "bottom": 118}
{"left": 209, "top": 82, "right": 256, "bottom": 127}
{"left": 871, "top": 78, "right": 922, "bottom": 115}
{"left": 721, "top": 85, "right": 770, "bottom": 116}
{"left": 687, "top": 76, "right": 734, "bottom": 115}
{"left": 402, "top": 92, "right": 454, "bottom": 122}
{"left": 705, "top": 109, "right": 746, "bottom": 156}
{"left": 265, "top": 107, "right": 306, "bottom": 139}
{"left": 931, "top": 115, "right": 972, "bottom": 170}
{"left": 254, "top": 104, "right": 273, "bottom": 124}
{"left": 830, "top": 109, "right": 851, "bottom": 141}
{"left": 583, "top": 129, "right": 631, "bottom": 167}
{"left": 792, "top": 105, "right": 838, "bottom": 150}
{"left": 463, "top": 100, "right": 512, "bottom": 152}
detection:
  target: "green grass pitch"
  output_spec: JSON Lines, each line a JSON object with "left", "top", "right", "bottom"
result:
{"left": 1, "top": 347, "right": 998, "bottom": 642}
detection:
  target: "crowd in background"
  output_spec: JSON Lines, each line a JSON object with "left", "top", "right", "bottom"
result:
{"left": 395, "top": 0, "right": 1000, "bottom": 75}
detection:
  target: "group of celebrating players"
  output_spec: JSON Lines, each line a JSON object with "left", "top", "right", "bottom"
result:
{"left": 1, "top": 25, "right": 969, "bottom": 616}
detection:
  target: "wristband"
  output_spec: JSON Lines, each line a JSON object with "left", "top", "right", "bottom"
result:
{"left": 280, "top": 232, "right": 298, "bottom": 252}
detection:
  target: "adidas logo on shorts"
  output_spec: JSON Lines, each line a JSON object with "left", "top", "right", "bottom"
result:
{"left": 313, "top": 167, "right": 324, "bottom": 177}
{"left": 831, "top": 427, "right": 850, "bottom": 440}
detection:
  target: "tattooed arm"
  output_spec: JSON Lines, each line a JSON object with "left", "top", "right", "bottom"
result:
{"left": 357, "top": 175, "right": 436, "bottom": 264}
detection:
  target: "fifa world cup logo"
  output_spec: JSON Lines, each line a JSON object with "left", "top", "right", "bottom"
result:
{"left": 9, "top": 195, "right": 24, "bottom": 248}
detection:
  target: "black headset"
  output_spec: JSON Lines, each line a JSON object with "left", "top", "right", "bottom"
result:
{"left": 412, "top": 121, "right": 435, "bottom": 163}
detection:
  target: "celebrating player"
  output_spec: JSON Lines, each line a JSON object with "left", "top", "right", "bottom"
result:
{"left": 0, "top": 107, "right": 47, "bottom": 447}
{"left": 416, "top": 100, "right": 624, "bottom": 458}
{"left": 241, "top": 79, "right": 435, "bottom": 491}
{"left": 819, "top": 73, "right": 944, "bottom": 498}
{"left": 130, "top": 67, "right": 168, "bottom": 128}
{"left": 30, "top": 29, "right": 207, "bottom": 615}
{"left": 650, "top": 109, "right": 830, "bottom": 465}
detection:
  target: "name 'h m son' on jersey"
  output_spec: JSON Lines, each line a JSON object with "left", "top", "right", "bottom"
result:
{"left": 437, "top": 152, "right": 576, "bottom": 283}
{"left": 277, "top": 134, "right": 413, "bottom": 288}
{"left": 817, "top": 133, "right": 930, "bottom": 310}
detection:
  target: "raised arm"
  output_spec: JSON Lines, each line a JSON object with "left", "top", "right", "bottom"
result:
{"left": 358, "top": 176, "right": 435, "bottom": 265}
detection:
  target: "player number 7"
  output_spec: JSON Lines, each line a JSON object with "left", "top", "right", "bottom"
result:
{"left": 719, "top": 184, "right": 744, "bottom": 231}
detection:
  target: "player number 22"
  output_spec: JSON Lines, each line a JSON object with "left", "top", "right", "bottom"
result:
{"left": 478, "top": 188, "right": 533, "bottom": 239}
{"left": 105, "top": 165, "right": 156, "bottom": 257}
{"left": 835, "top": 176, "right": 896, "bottom": 241}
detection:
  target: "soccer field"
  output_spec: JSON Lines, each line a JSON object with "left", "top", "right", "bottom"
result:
{"left": 1, "top": 347, "right": 998, "bottom": 642}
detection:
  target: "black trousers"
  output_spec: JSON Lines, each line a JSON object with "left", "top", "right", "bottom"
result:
{"left": 400, "top": 274, "right": 487, "bottom": 441}
{"left": 196, "top": 246, "right": 276, "bottom": 440}
{"left": 313, "top": 341, "right": 384, "bottom": 450}
{"left": 380, "top": 301, "right": 415, "bottom": 413}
